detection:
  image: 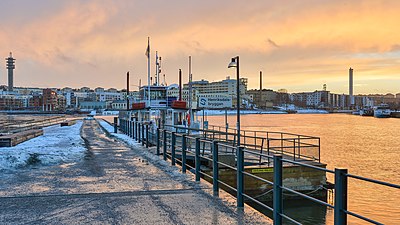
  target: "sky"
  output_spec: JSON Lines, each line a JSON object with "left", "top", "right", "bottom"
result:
{"left": 0, "top": 0, "right": 399, "bottom": 94}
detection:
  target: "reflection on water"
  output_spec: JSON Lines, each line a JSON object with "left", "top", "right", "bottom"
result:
{"left": 207, "top": 114, "right": 400, "bottom": 225}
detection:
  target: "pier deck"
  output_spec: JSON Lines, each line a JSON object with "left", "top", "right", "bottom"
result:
{"left": 0, "top": 120, "right": 271, "bottom": 224}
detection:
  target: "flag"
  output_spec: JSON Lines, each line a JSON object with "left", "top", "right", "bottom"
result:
{"left": 145, "top": 37, "right": 150, "bottom": 58}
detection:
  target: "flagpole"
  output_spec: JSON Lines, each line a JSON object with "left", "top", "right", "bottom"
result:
{"left": 147, "top": 37, "right": 151, "bottom": 108}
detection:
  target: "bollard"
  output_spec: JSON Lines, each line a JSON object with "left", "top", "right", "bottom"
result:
{"left": 141, "top": 123, "right": 145, "bottom": 146}
{"left": 171, "top": 132, "right": 176, "bottom": 165}
{"left": 181, "top": 135, "right": 187, "bottom": 173}
{"left": 273, "top": 155, "right": 283, "bottom": 225}
{"left": 113, "top": 117, "right": 118, "bottom": 133}
{"left": 212, "top": 141, "right": 219, "bottom": 196}
{"left": 145, "top": 124, "right": 149, "bottom": 148}
{"left": 163, "top": 130, "right": 167, "bottom": 160}
{"left": 156, "top": 128, "right": 160, "bottom": 155}
{"left": 334, "top": 168, "right": 348, "bottom": 225}
{"left": 237, "top": 146, "right": 244, "bottom": 208}
{"left": 195, "top": 138, "right": 201, "bottom": 182}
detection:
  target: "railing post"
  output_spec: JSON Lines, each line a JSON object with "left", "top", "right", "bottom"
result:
{"left": 267, "top": 139, "right": 270, "bottom": 166}
{"left": 133, "top": 121, "right": 136, "bottom": 140}
{"left": 136, "top": 121, "right": 139, "bottom": 141}
{"left": 297, "top": 136, "right": 301, "bottom": 159}
{"left": 212, "top": 141, "right": 219, "bottom": 196}
{"left": 145, "top": 124, "right": 149, "bottom": 148}
{"left": 318, "top": 138, "right": 321, "bottom": 163}
{"left": 273, "top": 155, "right": 283, "bottom": 225}
{"left": 129, "top": 120, "right": 132, "bottom": 137}
{"left": 171, "top": 132, "right": 176, "bottom": 165}
{"left": 293, "top": 139, "right": 296, "bottom": 161}
{"left": 141, "top": 123, "right": 145, "bottom": 146}
{"left": 113, "top": 117, "right": 118, "bottom": 133}
{"left": 138, "top": 123, "right": 141, "bottom": 143}
{"left": 237, "top": 146, "right": 244, "bottom": 208}
{"left": 131, "top": 120, "right": 135, "bottom": 139}
{"left": 156, "top": 128, "right": 160, "bottom": 155}
{"left": 334, "top": 168, "right": 348, "bottom": 225}
{"left": 163, "top": 130, "right": 167, "bottom": 160}
{"left": 182, "top": 135, "right": 187, "bottom": 173}
{"left": 195, "top": 137, "right": 201, "bottom": 182}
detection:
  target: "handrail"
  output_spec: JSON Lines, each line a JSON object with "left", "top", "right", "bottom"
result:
{"left": 115, "top": 120, "right": 398, "bottom": 225}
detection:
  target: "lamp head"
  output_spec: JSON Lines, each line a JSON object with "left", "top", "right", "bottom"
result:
{"left": 228, "top": 57, "right": 237, "bottom": 68}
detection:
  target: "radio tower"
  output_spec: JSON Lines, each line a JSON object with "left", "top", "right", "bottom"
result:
{"left": 6, "top": 52, "right": 16, "bottom": 92}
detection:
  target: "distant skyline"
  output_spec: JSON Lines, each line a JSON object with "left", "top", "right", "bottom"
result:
{"left": 1, "top": 0, "right": 400, "bottom": 94}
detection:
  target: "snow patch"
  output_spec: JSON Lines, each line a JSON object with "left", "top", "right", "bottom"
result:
{"left": 0, "top": 121, "right": 86, "bottom": 171}
{"left": 98, "top": 120, "right": 192, "bottom": 182}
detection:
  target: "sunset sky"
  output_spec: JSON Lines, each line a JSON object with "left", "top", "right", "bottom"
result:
{"left": 0, "top": 0, "right": 399, "bottom": 94}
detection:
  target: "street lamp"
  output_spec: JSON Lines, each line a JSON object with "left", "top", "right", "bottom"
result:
{"left": 228, "top": 56, "right": 240, "bottom": 147}
{"left": 229, "top": 56, "right": 244, "bottom": 208}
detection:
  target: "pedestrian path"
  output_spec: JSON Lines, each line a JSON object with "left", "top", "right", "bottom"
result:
{"left": 0, "top": 120, "right": 271, "bottom": 224}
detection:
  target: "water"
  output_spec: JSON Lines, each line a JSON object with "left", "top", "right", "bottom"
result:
{"left": 206, "top": 113, "right": 400, "bottom": 225}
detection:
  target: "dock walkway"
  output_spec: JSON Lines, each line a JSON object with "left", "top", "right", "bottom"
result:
{"left": 0, "top": 120, "right": 271, "bottom": 224}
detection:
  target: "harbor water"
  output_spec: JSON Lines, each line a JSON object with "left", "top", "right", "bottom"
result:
{"left": 207, "top": 113, "right": 400, "bottom": 225}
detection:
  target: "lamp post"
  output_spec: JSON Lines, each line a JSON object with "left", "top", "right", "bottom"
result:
{"left": 228, "top": 56, "right": 240, "bottom": 147}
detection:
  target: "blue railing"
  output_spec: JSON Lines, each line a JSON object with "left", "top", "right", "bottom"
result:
{"left": 116, "top": 118, "right": 400, "bottom": 225}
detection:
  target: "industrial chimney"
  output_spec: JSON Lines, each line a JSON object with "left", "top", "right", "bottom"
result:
{"left": 349, "top": 67, "right": 354, "bottom": 107}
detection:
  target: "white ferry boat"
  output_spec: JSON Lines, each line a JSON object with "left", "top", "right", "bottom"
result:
{"left": 373, "top": 104, "right": 391, "bottom": 118}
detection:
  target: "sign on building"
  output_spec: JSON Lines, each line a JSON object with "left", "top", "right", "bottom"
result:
{"left": 198, "top": 97, "right": 232, "bottom": 109}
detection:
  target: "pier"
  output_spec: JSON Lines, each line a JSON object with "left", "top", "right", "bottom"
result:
{"left": 0, "top": 119, "right": 271, "bottom": 224}
{"left": 118, "top": 117, "right": 400, "bottom": 225}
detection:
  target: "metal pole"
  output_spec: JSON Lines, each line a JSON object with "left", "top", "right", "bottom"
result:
{"left": 141, "top": 124, "right": 145, "bottom": 146}
{"left": 334, "top": 168, "right": 348, "bottom": 225}
{"left": 132, "top": 121, "right": 136, "bottom": 140}
{"left": 114, "top": 117, "right": 118, "bottom": 133}
{"left": 182, "top": 135, "right": 187, "bottom": 173}
{"left": 156, "top": 128, "right": 160, "bottom": 155}
{"left": 236, "top": 56, "right": 240, "bottom": 147}
{"left": 237, "top": 146, "right": 244, "bottom": 207}
{"left": 195, "top": 137, "right": 201, "bottom": 182}
{"left": 212, "top": 141, "right": 219, "bottom": 196}
{"left": 138, "top": 123, "right": 141, "bottom": 143}
{"left": 225, "top": 108, "right": 228, "bottom": 141}
{"left": 127, "top": 71, "right": 130, "bottom": 111}
{"left": 163, "top": 130, "right": 167, "bottom": 161}
{"left": 171, "top": 132, "right": 176, "bottom": 165}
{"left": 145, "top": 124, "right": 149, "bottom": 148}
{"left": 273, "top": 155, "right": 283, "bottom": 225}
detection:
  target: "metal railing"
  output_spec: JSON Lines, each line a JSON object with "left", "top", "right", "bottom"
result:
{"left": 165, "top": 124, "right": 321, "bottom": 163}
{"left": 116, "top": 118, "right": 400, "bottom": 225}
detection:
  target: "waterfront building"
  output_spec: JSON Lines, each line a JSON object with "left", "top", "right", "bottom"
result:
{"left": 79, "top": 101, "right": 107, "bottom": 110}
{"left": 182, "top": 77, "right": 248, "bottom": 108}
{"left": 80, "top": 87, "right": 91, "bottom": 92}
{"left": 96, "top": 91, "right": 123, "bottom": 102}
{"left": 0, "top": 94, "right": 23, "bottom": 110}
{"left": 94, "top": 87, "right": 105, "bottom": 93}
{"left": 42, "top": 88, "right": 58, "bottom": 111}
{"left": 290, "top": 90, "right": 330, "bottom": 108}
{"left": 167, "top": 88, "right": 198, "bottom": 109}
{"left": 111, "top": 100, "right": 127, "bottom": 110}
{"left": 61, "top": 87, "right": 73, "bottom": 93}
{"left": 247, "top": 89, "right": 276, "bottom": 109}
